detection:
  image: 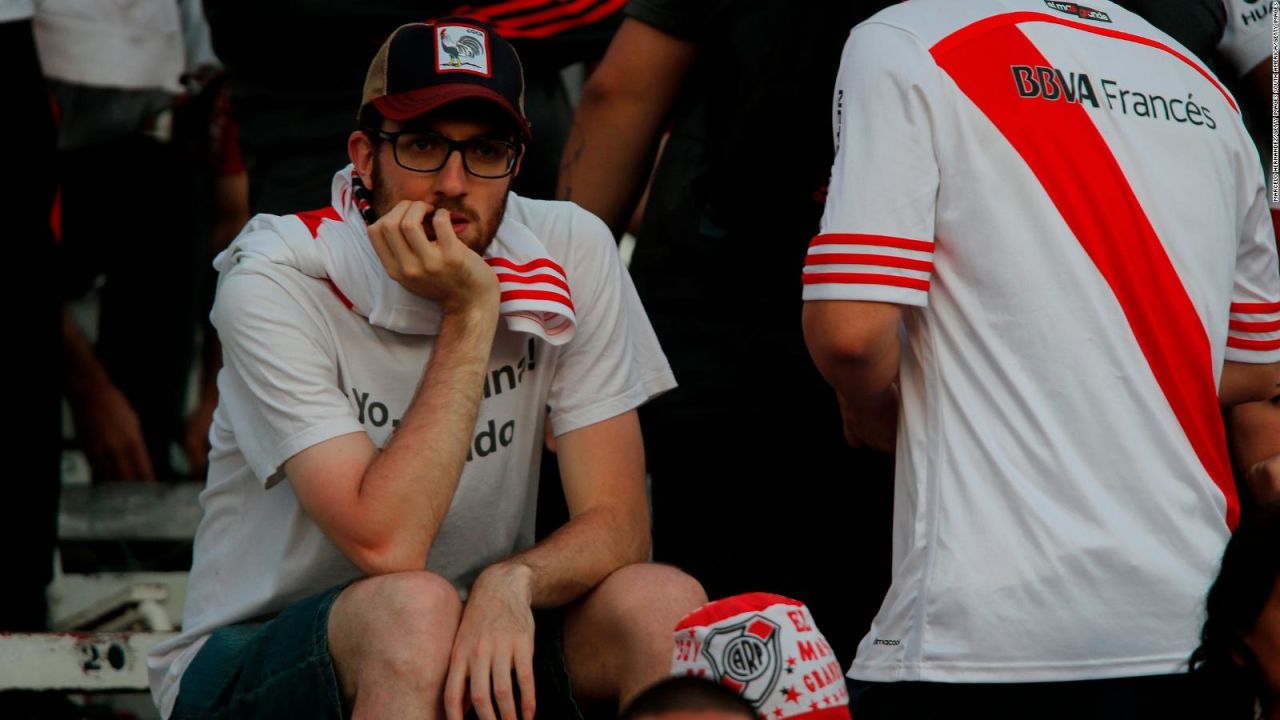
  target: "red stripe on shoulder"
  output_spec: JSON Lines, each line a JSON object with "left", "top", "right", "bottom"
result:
{"left": 295, "top": 207, "right": 342, "bottom": 238}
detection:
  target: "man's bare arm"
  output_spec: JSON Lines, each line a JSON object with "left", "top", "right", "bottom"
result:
{"left": 499, "top": 409, "right": 650, "bottom": 606}
{"left": 286, "top": 205, "right": 500, "bottom": 576}
{"left": 1230, "top": 396, "right": 1280, "bottom": 505}
{"left": 557, "top": 18, "right": 696, "bottom": 235}
{"left": 803, "top": 300, "right": 904, "bottom": 451}
{"left": 1220, "top": 359, "right": 1280, "bottom": 408}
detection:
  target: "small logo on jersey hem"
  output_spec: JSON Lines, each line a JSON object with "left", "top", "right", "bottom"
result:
{"left": 1043, "top": 1, "right": 1112, "bottom": 22}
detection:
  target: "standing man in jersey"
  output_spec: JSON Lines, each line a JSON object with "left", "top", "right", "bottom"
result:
{"left": 148, "top": 18, "right": 704, "bottom": 720}
{"left": 802, "top": 1, "right": 1280, "bottom": 717}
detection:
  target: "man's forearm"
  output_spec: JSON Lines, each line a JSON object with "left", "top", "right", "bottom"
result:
{"left": 557, "top": 94, "right": 656, "bottom": 235}
{"left": 484, "top": 503, "right": 649, "bottom": 609}
{"left": 344, "top": 307, "right": 498, "bottom": 572}
{"left": 1230, "top": 397, "right": 1280, "bottom": 505}
{"left": 803, "top": 302, "right": 902, "bottom": 410}
{"left": 557, "top": 18, "right": 696, "bottom": 235}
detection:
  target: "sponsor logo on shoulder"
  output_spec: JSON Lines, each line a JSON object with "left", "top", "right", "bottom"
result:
{"left": 1044, "top": 0, "right": 1112, "bottom": 22}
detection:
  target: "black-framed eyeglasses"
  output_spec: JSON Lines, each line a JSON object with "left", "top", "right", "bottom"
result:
{"left": 368, "top": 129, "right": 521, "bottom": 178}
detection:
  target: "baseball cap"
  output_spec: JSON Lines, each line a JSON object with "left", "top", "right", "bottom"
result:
{"left": 671, "top": 593, "right": 852, "bottom": 720}
{"left": 360, "top": 18, "right": 531, "bottom": 140}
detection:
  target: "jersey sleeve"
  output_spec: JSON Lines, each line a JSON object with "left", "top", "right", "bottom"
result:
{"left": 546, "top": 208, "right": 676, "bottom": 436}
{"left": 211, "top": 263, "right": 364, "bottom": 486}
{"left": 1228, "top": 175, "right": 1280, "bottom": 362}
{"left": 1218, "top": 0, "right": 1273, "bottom": 76}
{"left": 802, "top": 22, "right": 941, "bottom": 308}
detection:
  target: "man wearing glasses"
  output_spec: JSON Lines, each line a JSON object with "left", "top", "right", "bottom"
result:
{"left": 148, "top": 18, "right": 703, "bottom": 720}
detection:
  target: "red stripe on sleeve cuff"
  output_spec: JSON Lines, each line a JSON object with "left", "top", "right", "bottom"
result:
{"left": 804, "top": 253, "right": 934, "bottom": 273}
{"left": 809, "top": 233, "right": 935, "bottom": 253}
{"left": 802, "top": 272, "right": 930, "bottom": 292}
{"left": 1228, "top": 336, "right": 1280, "bottom": 351}
{"left": 1230, "top": 318, "right": 1280, "bottom": 333}
{"left": 1231, "top": 301, "right": 1280, "bottom": 314}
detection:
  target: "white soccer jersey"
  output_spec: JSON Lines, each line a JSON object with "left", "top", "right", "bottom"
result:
{"left": 805, "top": 0, "right": 1280, "bottom": 683}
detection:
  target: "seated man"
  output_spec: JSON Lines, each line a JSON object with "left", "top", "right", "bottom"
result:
{"left": 148, "top": 18, "right": 705, "bottom": 720}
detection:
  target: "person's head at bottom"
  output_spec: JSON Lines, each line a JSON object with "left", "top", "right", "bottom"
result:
{"left": 1191, "top": 501, "right": 1280, "bottom": 718}
{"left": 621, "top": 676, "right": 758, "bottom": 720}
{"left": 348, "top": 18, "right": 532, "bottom": 255}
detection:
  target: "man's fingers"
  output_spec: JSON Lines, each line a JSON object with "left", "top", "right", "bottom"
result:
{"left": 443, "top": 659, "right": 468, "bottom": 720}
{"left": 403, "top": 202, "right": 443, "bottom": 266}
{"left": 379, "top": 201, "right": 420, "bottom": 272}
{"left": 367, "top": 221, "right": 398, "bottom": 275}
{"left": 431, "top": 208, "right": 461, "bottom": 251}
{"left": 491, "top": 650, "right": 518, "bottom": 720}
{"left": 470, "top": 654, "right": 497, "bottom": 720}
{"left": 514, "top": 636, "right": 536, "bottom": 720}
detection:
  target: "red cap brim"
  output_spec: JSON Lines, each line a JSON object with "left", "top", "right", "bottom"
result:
{"left": 372, "top": 85, "right": 530, "bottom": 139}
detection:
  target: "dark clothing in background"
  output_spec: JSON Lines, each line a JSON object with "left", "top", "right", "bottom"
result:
{"left": 1, "top": 18, "right": 62, "bottom": 633}
{"left": 624, "top": 0, "right": 897, "bottom": 666}
{"left": 54, "top": 82, "right": 212, "bottom": 481}
{"left": 1113, "top": 0, "right": 1226, "bottom": 69}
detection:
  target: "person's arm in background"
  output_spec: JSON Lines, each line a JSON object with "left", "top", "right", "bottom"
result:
{"left": 1231, "top": 396, "right": 1280, "bottom": 505}
{"left": 63, "top": 306, "right": 156, "bottom": 483}
{"left": 803, "top": 301, "right": 902, "bottom": 453}
{"left": 557, "top": 17, "right": 696, "bottom": 235}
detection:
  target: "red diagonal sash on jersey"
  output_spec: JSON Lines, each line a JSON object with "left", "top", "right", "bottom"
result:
{"left": 930, "top": 15, "right": 1238, "bottom": 528}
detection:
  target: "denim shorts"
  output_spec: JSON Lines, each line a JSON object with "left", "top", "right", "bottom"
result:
{"left": 172, "top": 584, "right": 584, "bottom": 720}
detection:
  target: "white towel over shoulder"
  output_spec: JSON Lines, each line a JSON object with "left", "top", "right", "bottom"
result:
{"left": 213, "top": 165, "right": 576, "bottom": 345}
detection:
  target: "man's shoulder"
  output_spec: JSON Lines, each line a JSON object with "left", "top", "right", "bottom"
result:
{"left": 505, "top": 193, "right": 616, "bottom": 264}
{"left": 506, "top": 193, "right": 608, "bottom": 232}
{"left": 212, "top": 213, "right": 345, "bottom": 335}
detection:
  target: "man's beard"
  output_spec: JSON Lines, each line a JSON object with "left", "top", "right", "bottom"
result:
{"left": 369, "top": 154, "right": 506, "bottom": 255}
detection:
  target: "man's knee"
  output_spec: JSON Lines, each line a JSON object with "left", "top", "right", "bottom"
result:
{"left": 329, "top": 571, "right": 463, "bottom": 681}
{"left": 565, "top": 563, "right": 708, "bottom": 705}
{"left": 592, "top": 563, "right": 707, "bottom": 636}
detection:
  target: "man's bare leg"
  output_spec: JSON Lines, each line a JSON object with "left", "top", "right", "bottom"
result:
{"left": 564, "top": 563, "right": 708, "bottom": 709}
{"left": 328, "top": 571, "right": 463, "bottom": 719}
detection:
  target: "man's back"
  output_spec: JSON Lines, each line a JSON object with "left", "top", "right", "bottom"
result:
{"left": 804, "top": 0, "right": 1280, "bottom": 683}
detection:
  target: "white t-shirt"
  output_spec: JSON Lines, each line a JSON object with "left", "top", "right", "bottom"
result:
{"left": 804, "top": 0, "right": 1280, "bottom": 683}
{"left": 147, "top": 193, "right": 676, "bottom": 718}
{"left": 1219, "top": 0, "right": 1274, "bottom": 75}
